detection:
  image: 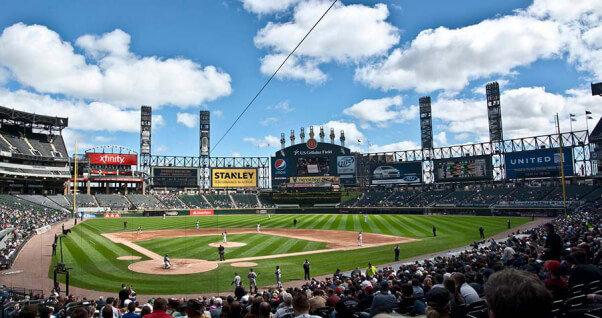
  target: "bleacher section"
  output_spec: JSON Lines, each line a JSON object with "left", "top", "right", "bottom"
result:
{"left": 95, "top": 194, "right": 130, "bottom": 210}
{"left": 64, "top": 194, "right": 97, "bottom": 208}
{"left": 434, "top": 190, "right": 476, "bottom": 206}
{"left": 231, "top": 194, "right": 260, "bottom": 208}
{"left": 16, "top": 195, "right": 64, "bottom": 211}
{"left": 204, "top": 194, "right": 233, "bottom": 208}
{"left": 180, "top": 195, "right": 211, "bottom": 209}
{"left": 354, "top": 190, "right": 392, "bottom": 207}
{"left": 501, "top": 186, "right": 555, "bottom": 202}
{"left": 464, "top": 188, "right": 515, "bottom": 205}
{"left": 543, "top": 184, "right": 597, "bottom": 202}
{"left": 127, "top": 194, "right": 164, "bottom": 210}
{"left": 0, "top": 125, "right": 67, "bottom": 158}
{"left": 406, "top": 189, "right": 453, "bottom": 207}
{"left": 155, "top": 193, "right": 188, "bottom": 209}
{"left": 48, "top": 195, "right": 71, "bottom": 209}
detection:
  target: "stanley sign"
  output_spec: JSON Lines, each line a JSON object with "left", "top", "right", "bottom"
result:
{"left": 211, "top": 168, "right": 258, "bottom": 188}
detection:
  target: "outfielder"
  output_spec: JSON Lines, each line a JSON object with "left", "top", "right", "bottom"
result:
{"left": 196, "top": 220, "right": 200, "bottom": 230}
{"left": 364, "top": 214, "right": 367, "bottom": 223}
{"left": 257, "top": 224, "right": 260, "bottom": 233}
{"left": 163, "top": 213, "right": 166, "bottom": 220}
{"left": 358, "top": 231, "right": 363, "bottom": 246}
{"left": 222, "top": 231, "right": 227, "bottom": 243}
{"left": 164, "top": 254, "right": 171, "bottom": 269}
{"left": 248, "top": 268, "right": 258, "bottom": 293}
{"left": 137, "top": 226, "right": 141, "bottom": 234}
{"left": 275, "top": 266, "right": 282, "bottom": 288}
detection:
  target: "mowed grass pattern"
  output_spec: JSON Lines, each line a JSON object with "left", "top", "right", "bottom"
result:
{"left": 137, "top": 234, "right": 327, "bottom": 260}
{"left": 52, "top": 214, "right": 530, "bottom": 294}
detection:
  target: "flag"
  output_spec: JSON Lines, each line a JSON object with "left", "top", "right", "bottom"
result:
{"left": 586, "top": 110, "right": 592, "bottom": 115}
{"left": 588, "top": 116, "right": 593, "bottom": 120}
{"left": 571, "top": 118, "right": 577, "bottom": 122}
{"left": 570, "top": 113, "right": 576, "bottom": 117}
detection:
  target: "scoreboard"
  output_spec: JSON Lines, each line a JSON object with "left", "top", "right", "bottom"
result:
{"left": 152, "top": 168, "right": 199, "bottom": 187}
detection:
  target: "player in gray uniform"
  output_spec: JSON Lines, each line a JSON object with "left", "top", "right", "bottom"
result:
{"left": 248, "top": 268, "right": 258, "bottom": 293}
{"left": 275, "top": 266, "right": 282, "bottom": 288}
{"left": 231, "top": 272, "right": 241, "bottom": 286}
{"left": 196, "top": 220, "right": 200, "bottom": 229}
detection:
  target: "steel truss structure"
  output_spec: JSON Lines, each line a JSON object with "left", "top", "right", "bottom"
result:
{"left": 360, "top": 130, "right": 591, "bottom": 184}
{"left": 149, "top": 156, "right": 270, "bottom": 189}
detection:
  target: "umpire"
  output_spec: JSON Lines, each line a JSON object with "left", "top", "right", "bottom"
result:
{"left": 303, "top": 259, "right": 310, "bottom": 280}
{"left": 218, "top": 245, "right": 225, "bottom": 261}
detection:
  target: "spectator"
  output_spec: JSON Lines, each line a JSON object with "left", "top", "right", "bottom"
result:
{"left": 543, "top": 260, "right": 568, "bottom": 300}
{"left": 123, "top": 302, "right": 141, "bottom": 318}
{"left": 292, "top": 293, "right": 320, "bottom": 318}
{"left": 274, "top": 293, "right": 293, "bottom": 318}
{"left": 211, "top": 298, "right": 223, "bottom": 318}
{"left": 425, "top": 288, "right": 451, "bottom": 318}
{"left": 370, "top": 282, "right": 396, "bottom": 316}
{"left": 398, "top": 283, "right": 425, "bottom": 315}
{"left": 451, "top": 273, "right": 480, "bottom": 305}
{"left": 567, "top": 250, "right": 602, "bottom": 287}
{"left": 485, "top": 269, "right": 552, "bottom": 318}
{"left": 146, "top": 298, "right": 171, "bottom": 318}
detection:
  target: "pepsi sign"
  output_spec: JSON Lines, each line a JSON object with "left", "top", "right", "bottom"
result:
{"left": 337, "top": 156, "right": 356, "bottom": 174}
{"left": 275, "top": 159, "right": 287, "bottom": 171}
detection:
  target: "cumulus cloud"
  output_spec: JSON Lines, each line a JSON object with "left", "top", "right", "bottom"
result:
{"left": 176, "top": 112, "right": 198, "bottom": 128}
{"left": 368, "top": 140, "right": 420, "bottom": 153}
{"left": 243, "top": 135, "right": 280, "bottom": 148}
{"left": 0, "top": 88, "right": 161, "bottom": 133}
{"left": 213, "top": 110, "right": 224, "bottom": 118}
{"left": 94, "top": 136, "right": 116, "bottom": 143}
{"left": 260, "top": 117, "right": 278, "bottom": 126}
{"left": 0, "top": 23, "right": 232, "bottom": 108}
{"left": 355, "top": 15, "right": 562, "bottom": 93}
{"left": 239, "top": 0, "right": 301, "bottom": 14}
{"left": 267, "top": 100, "right": 294, "bottom": 113}
{"left": 343, "top": 96, "right": 417, "bottom": 126}
{"left": 254, "top": 1, "right": 399, "bottom": 83}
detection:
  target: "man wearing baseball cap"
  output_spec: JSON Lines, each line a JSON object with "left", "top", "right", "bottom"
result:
{"left": 425, "top": 288, "right": 451, "bottom": 318}
{"left": 543, "top": 260, "right": 568, "bottom": 300}
{"left": 184, "top": 299, "right": 207, "bottom": 318}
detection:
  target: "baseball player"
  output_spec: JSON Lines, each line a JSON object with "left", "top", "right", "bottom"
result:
{"left": 275, "top": 266, "right": 282, "bottom": 288}
{"left": 222, "top": 231, "right": 227, "bottom": 243}
{"left": 231, "top": 272, "right": 241, "bottom": 286}
{"left": 164, "top": 254, "right": 171, "bottom": 269}
{"left": 196, "top": 220, "right": 200, "bottom": 230}
{"left": 163, "top": 213, "right": 166, "bottom": 220}
{"left": 268, "top": 213, "right": 271, "bottom": 219}
{"left": 257, "top": 224, "right": 260, "bottom": 233}
{"left": 248, "top": 268, "right": 258, "bottom": 293}
{"left": 137, "top": 226, "right": 141, "bottom": 234}
{"left": 364, "top": 214, "right": 367, "bottom": 223}
{"left": 358, "top": 231, "right": 363, "bottom": 246}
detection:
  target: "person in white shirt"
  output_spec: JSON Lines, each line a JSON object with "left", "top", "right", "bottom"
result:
{"left": 452, "top": 272, "right": 480, "bottom": 304}
{"left": 358, "top": 232, "right": 363, "bottom": 246}
{"left": 222, "top": 232, "right": 227, "bottom": 243}
{"left": 275, "top": 265, "right": 282, "bottom": 288}
{"left": 196, "top": 220, "right": 200, "bottom": 230}
{"left": 257, "top": 224, "right": 261, "bottom": 233}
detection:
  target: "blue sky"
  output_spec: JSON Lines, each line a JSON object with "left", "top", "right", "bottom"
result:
{"left": 0, "top": 0, "right": 600, "bottom": 158}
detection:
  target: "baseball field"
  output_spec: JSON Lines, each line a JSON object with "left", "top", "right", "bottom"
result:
{"left": 51, "top": 214, "right": 531, "bottom": 295}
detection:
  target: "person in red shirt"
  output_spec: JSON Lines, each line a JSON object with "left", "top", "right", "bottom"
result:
{"left": 326, "top": 288, "right": 341, "bottom": 308}
{"left": 543, "top": 260, "right": 568, "bottom": 300}
{"left": 144, "top": 298, "right": 172, "bottom": 318}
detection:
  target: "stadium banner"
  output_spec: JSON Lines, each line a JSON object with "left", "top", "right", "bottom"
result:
{"left": 289, "top": 176, "right": 339, "bottom": 183}
{"left": 190, "top": 209, "right": 214, "bottom": 216}
{"left": 152, "top": 167, "right": 199, "bottom": 188}
{"left": 86, "top": 153, "right": 138, "bottom": 165}
{"left": 369, "top": 162, "right": 422, "bottom": 184}
{"left": 434, "top": 155, "right": 492, "bottom": 182}
{"left": 140, "top": 106, "right": 152, "bottom": 155}
{"left": 271, "top": 142, "right": 356, "bottom": 187}
{"left": 211, "top": 168, "right": 258, "bottom": 188}
{"left": 505, "top": 148, "right": 574, "bottom": 179}
{"left": 103, "top": 213, "right": 121, "bottom": 218}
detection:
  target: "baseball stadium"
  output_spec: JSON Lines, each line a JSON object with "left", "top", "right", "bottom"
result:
{"left": 1, "top": 1, "right": 602, "bottom": 318}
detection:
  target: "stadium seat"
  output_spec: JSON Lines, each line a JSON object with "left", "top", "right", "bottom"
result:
{"left": 466, "top": 308, "right": 488, "bottom": 318}
{"left": 314, "top": 306, "right": 331, "bottom": 318}
{"left": 466, "top": 299, "right": 488, "bottom": 312}
{"left": 450, "top": 304, "right": 467, "bottom": 318}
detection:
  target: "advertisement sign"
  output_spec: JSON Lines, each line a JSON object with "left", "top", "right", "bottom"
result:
{"left": 289, "top": 176, "right": 339, "bottom": 183}
{"left": 505, "top": 148, "right": 574, "bottom": 179}
{"left": 271, "top": 142, "right": 355, "bottom": 187}
{"left": 87, "top": 153, "right": 138, "bottom": 165}
{"left": 140, "top": 106, "right": 152, "bottom": 155}
{"left": 370, "top": 162, "right": 422, "bottom": 184}
{"left": 337, "top": 156, "right": 356, "bottom": 174}
{"left": 103, "top": 213, "right": 121, "bottom": 218}
{"left": 434, "top": 156, "right": 492, "bottom": 181}
{"left": 190, "top": 209, "right": 214, "bottom": 216}
{"left": 152, "top": 168, "right": 199, "bottom": 187}
{"left": 211, "top": 168, "right": 258, "bottom": 188}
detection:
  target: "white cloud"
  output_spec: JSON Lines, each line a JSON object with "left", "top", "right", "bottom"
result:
{"left": 0, "top": 88, "right": 157, "bottom": 132}
{"left": 368, "top": 140, "right": 420, "bottom": 153}
{"left": 243, "top": 135, "right": 280, "bottom": 148}
{"left": 260, "top": 117, "right": 278, "bottom": 126}
{"left": 343, "top": 96, "right": 417, "bottom": 125}
{"left": 433, "top": 131, "right": 447, "bottom": 147}
{"left": 62, "top": 128, "right": 94, "bottom": 155}
{"left": 267, "top": 100, "right": 294, "bottom": 113}
{"left": 355, "top": 15, "right": 562, "bottom": 93}
{"left": 454, "top": 133, "right": 471, "bottom": 141}
{"left": 0, "top": 23, "right": 232, "bottom": 108}
{"left": 239, "top": 0, "right": 301, "bottom": 14}
{"left": 152, "top": 115, "right": 165, "bottom": 130}
{"left": 213, "top": 110, "right": 224, "bottom": 118}
{"left": 254, "top": 1, "right": 399, "bottom": 83}
{"left": 94, "top": 136, "right": 116, "bottom": 143}
{"left": 230, "top": 151, "right": 241, "bottom": 157}
{"left": 528, "top": 0, "right": 602, "bottom": 23}
{"left": 155, "top": 145, "right": 168, "bottom": 153}
{"left": 432, "top": 86, "right": 601, "bottom": 141}
{"left": 176, "top": 112, "right": 198, "bottom": 128}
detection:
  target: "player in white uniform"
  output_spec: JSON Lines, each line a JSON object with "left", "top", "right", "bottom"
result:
{"left": 231, "top": 272, "right": 241, "bottom": 286}
{"left": 196, "top": 220, "right": 199, "bottom": 230}
{"left": 358, "top": 231, "right": 363, "bottom": 246}
{"left": 137, "top": 226, "right": 141, "bottom": 234}
{"left": 222, "top": 231, "right": 227, "bottom": 243}
{"left": 257, "top": 224, "right": 260, "bottom": 233}
{"left": 275, "top": 266, "right": 282, "bottom": 288}
{"left": 164, "top": 254, "right": 171, "bottom": 269}
{"left": 364, "top": 214, "right": 367, "bottom": 223}
{"left": 163, "top": 213, "right": 166, "bottom": 220}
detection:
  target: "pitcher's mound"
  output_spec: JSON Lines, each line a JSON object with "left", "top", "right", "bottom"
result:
{"left": 230, "top": 262, "right": 258, "bottom": 267}
{"left": 208, "top": 242, "right": 246, "bottom": 248}
{"left": 117, "top": 256, "right": 141, "bottom": 261}
{"left": 128, "top": 258, "right": 218, "bottom": 275}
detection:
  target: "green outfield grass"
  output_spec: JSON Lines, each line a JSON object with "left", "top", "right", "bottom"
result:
{"left": 137, "top": 234, "right": 328, "bottom": 260}
{"left": 51, "top": 214, "right": 531, "bottom": 295}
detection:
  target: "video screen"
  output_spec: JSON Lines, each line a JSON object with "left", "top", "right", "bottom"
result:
{"left": 296, "top": 157, "right": 330, "bottom": 175}
{"left": 435, "top": 157, "right": 491, "bottom": 181}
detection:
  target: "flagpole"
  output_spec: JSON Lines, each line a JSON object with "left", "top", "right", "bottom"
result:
{"left": 555, "top": 114, "right": 567, "bottom": 215}
{"left": 585, "top": 111, "right": 590, "bottom": 135}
